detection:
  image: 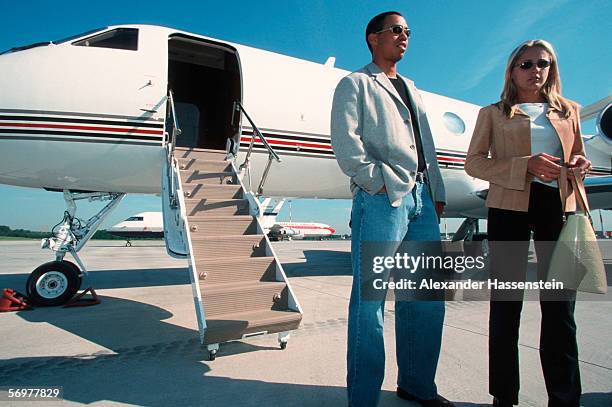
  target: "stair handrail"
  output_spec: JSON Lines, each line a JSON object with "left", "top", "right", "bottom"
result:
{"left": 167, "top": 90, "right": 182, "bottom": 163}
{"left": 166, "top": 90, "right": 182, "bottom": 207}
{"left": 234, "top": 101, "right": 281, "bottom": 195}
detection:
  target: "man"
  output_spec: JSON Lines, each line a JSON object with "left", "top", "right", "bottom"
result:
{"left": 330, "top": 11, "right": 453, "bottom": 407}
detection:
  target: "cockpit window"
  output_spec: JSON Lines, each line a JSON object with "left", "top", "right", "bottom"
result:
{"left": 125, "top": 216, "right": 144, "bottom": 221}
{"left": 72, "top": 28, "right": 138, "bottom": 51}
{"left": 54, "top": 27, "right": 107, "bottom": 44}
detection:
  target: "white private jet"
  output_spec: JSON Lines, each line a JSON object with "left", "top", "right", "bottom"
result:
{"left": 1, "top": 25, "right": 610, "bottom": 356}
{"left": 108, "top": 212, "right": 164, "bottom": 245}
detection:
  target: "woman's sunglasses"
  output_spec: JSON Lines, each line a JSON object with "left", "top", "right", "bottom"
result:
{"left": 376, "top": 24, "right": 411, "bottom": 38}
{"left": 516, "top": 59, "right": 551, "bottom": 70}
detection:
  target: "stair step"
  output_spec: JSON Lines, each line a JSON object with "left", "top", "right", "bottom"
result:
{"left": 174, "top": 148, "right": 227, "bottom": 160}
{"left": 187, "top": 216, "right": 257, "bottom": 236}
{"left": 184, "top": 198, "right": 249, "bottom": 216}
{"left": 201, "top": 281, "right": 289, "bottom": 317}
{"left": 196, "top": 256, "right": 276, "bottom": 284}
{"left": 183, "top": 184, "right": 243, "bottom": 200}
{"left": 180, "top": 169, "right": 236, "bottom": 185}
{"left": 204, "top": 309, "right": 302, "bottom": 345}
{"left": 190, "top": 234, "right": 267, "bottom": 259}
{"left": 178, "top": 158, "right": 232, "bottom": 173}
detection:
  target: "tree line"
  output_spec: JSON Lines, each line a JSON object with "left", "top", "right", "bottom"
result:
{"left": 0, "top": 225, "right": 125, "bottom": 240}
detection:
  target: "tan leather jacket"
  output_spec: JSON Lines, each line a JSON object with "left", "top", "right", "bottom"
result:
{"left": 465, "top": 101, "right": 585, "bottom": 212}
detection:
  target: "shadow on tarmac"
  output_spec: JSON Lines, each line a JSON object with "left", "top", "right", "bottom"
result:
{"left": 0, "top": 295, "right": 349, "bottom": 406}
{"left": 0, "top": 268, "right": 190, "bottom": 293}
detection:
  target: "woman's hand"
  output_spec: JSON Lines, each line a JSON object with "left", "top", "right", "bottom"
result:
{"left": 527, "top": 153, "right": 562, "bottom": 182}
{"left": 567, "top": 155, "right": 592, "bottom": 178}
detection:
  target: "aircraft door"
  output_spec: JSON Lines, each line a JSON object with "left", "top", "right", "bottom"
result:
{"left": 168, "top": 35, "right": 241, "bottom": 150}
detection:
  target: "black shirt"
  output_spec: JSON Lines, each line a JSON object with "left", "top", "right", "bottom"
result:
{"left": 389, "top": 77, "right": 426, "bottom": 173}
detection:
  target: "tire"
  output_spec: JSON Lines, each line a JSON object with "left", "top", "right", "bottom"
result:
{"left": 26, "top": 261, "right": 82, "bottom": 306}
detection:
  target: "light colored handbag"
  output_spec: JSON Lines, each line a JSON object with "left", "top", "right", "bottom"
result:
{"left": 547, "top": 167, "right": 607, "bottom": 294}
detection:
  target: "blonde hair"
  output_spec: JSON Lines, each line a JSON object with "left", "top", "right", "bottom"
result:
{"left": 500, "top": 39, "right": 573, "bottom": 118}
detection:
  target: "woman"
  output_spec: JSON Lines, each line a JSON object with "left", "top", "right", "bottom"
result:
{"left": 465, "top": 40, "right": 591, "bottom": 407}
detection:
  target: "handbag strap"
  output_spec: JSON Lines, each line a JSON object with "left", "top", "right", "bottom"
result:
{"left": 558, "top": 166, "right": 569, "bottom": 216}
{"left": 569, "top": 167, "right": 591, "bottom": 217}
{"left": 558, "top": 166, "right": 591, "bottom": 220}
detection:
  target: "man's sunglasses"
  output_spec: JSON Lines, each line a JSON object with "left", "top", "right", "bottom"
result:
{"left": 516, "top": 59, "right": 551, "bottom": 70}
{"left": 376, "top": 24, "right": 411, "bottom": 37}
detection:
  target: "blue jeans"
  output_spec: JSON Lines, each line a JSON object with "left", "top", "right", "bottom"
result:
{"left": 347, "top": 181, "right": 445, "bottom": 407}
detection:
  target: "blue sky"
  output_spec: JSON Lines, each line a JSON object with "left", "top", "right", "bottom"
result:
{"left": 0, "top": 0, "right": 610, "bottom": 235}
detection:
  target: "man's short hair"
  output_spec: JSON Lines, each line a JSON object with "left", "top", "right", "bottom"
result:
{"left": 365, "top": 11, "right": 403, "bottom": 54}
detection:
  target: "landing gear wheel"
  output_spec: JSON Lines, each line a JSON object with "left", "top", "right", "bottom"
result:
{"left": 26, "top": 261, "right": 82, "bottom": 306}
{"left": 280, "top": 341, "right": 287, "bottom": 350}
{"left": 208, "top": 350, "right": 217, "bottom": 361}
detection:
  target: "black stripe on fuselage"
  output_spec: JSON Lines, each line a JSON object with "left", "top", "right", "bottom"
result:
{"left": 0, "top": 135, "right": 161, "bottom": 146}
{"left": 0, "top": 108, "right": 163, "bottom": 123}
{"left": 0, "top": 128, "right": 163, "bottom": 141}
{"left": 243, "top": 126, "right": 329, "bottom": 139}
{"left": 437, "top": 162, "right": 465, "bottom": 168}
{"left": 242, "top": 130, "right": 330, "bottom": 144}
{"left": 436, "top": 150, "right": 467, "bottom": 158}
{"left": 0, "top": 115, "right": 164, "bottom": 128}
{"left": 240, "top": 142, "right": 334, "bottom": 156}
{"left": 239, "top": 145, "right": 336, "bottom": 159}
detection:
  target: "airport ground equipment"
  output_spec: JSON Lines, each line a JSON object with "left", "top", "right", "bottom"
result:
{"left": 0, "top": 289, "right": 32, "bottom": 312}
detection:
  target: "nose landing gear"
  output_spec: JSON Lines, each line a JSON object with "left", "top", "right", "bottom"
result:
{"left": 27, "top": 190, "right": 125, "bottom": 306}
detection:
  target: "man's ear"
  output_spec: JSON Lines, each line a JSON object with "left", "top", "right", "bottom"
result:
{"left": 367, "top": 32, "right": 378, "bottom": 51}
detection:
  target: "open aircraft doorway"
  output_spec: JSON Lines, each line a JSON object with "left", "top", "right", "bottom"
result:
{"left": 168, "top": 35, "right": 241, "bottom": 150}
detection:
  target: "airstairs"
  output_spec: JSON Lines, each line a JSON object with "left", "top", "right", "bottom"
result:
{"left": 162, "top": 93, "right": 302, "bottom": 360}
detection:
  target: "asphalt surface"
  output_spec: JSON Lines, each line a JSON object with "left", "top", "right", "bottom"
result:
{"left": 0, "top": 239, "right": 610, "bottom": 406}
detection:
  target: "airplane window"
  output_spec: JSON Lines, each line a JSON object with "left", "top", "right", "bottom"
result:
{"left": 126, "top": 216, "right": 144, "bottom": 221}
{"left": 54, "top": 27, "right": 108, "bottom": 44}
{"left": 442, "top": 112, "right": 466, "bottom": 135}
{"left": 72, "top": 28, "right": 138, "bottom": 51}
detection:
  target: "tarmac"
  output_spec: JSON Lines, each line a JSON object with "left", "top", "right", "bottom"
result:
{"left": 0, "top": 239, "right": 610, "bottom": 406}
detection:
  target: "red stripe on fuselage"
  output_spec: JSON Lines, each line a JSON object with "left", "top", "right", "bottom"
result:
{"left": 240, "top": 136, "right": 332, "bottom": 150}
{"left": 0, "top": 122, "right": 163, "bottom": 135}
{"left": 436, "top": 156, "right": 465, "bottom": 163}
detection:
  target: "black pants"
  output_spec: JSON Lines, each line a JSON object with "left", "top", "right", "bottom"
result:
{"left": 488, "top": 182, "right": 581, "bottom": 406}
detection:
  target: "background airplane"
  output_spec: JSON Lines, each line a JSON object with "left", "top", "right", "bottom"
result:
{"left": 268, "top": 222, "right": 336, "bottom": 241}
{"left": 108, "top": 212, "right": 164, "bottom": 246}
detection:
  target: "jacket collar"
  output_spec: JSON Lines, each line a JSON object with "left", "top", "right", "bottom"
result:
{"left": 364, "top": 62, "right": 414, "bottom": 113}
{"left": 509, "top": 97, "right": 564, "bottom": 117}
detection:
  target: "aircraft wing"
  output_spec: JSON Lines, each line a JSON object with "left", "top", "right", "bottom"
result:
{"left": 581, "top": 95, "right": 612, "bottom": 121}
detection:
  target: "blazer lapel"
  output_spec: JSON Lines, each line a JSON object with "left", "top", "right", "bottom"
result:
{"left": 400, "top": 76, "right": 424, "bottom": 119}
{"left": 365, "top": 63, "right": 409, "bottom": 114}
{"left": 546, "top": 104, "right": 572, "bottom": 164}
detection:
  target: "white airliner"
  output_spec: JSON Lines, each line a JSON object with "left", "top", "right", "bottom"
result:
{"left": 268, "top": 222, "right": 336, "bottom": 241}
{"left": 0, "top": 25, "right": 610, "bottom": 307}
{"left": 109, "top": 210, "right": 334, "bottom": 242}
{"left": 108, "top": 212, "right": 164, "bottom": 245}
